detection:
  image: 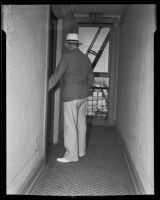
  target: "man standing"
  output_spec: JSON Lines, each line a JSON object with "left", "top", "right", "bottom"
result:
{"left": 48, "top": 33, "right": 94, "bottom": 163}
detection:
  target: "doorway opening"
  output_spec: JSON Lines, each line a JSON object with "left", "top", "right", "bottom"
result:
{"left": 78, "top": 24, "right": 112, "bottom": 124}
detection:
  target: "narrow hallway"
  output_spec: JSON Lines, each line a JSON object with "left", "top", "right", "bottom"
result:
{"left": 3, "top": 4, "right": 155, "bottom": 195}
{"left": 30, "top": 125, "right": 136, "bottom": 195}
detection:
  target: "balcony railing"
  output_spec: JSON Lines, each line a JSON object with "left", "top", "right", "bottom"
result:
{"left": 86, "top": 85, "right": 109, "bottom": 119}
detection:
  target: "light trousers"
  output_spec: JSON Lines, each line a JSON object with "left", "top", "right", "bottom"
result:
{"left": 63, "top": 98, "right": 88, "bottom": 161}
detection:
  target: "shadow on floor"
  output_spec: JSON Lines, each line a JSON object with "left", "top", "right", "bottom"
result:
{"left": 46, "top": 123, "right": 93, "bottom": 162}
{"left": 86, "top": 122, "right": 93, "bottom": 150}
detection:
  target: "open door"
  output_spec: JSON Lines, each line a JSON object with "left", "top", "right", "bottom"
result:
{"left": 46, "top": 9, "right": 57, "bottom": 155}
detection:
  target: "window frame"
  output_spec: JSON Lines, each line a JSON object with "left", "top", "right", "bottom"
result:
{"left": 76, "top": 18, "right": 119, "bottom": 125}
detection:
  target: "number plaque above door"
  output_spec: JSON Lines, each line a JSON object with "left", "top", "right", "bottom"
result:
{"left": 89, "top": 13, "right": 103, "bottom": 23}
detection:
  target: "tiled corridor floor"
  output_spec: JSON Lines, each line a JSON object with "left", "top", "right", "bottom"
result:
{"left": 29, "top": 125, "right": 136, "bottom": 196}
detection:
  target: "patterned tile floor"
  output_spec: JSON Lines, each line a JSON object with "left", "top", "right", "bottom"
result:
{"left": 29, "top": 125, "right": 136, "bottom": 196}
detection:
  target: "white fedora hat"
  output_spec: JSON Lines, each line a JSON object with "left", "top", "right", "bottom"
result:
{"left": 66, "top": 33, "right": 82, "bottom": 44}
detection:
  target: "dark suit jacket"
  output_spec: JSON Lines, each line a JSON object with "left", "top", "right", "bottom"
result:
{"left": 49, "top": 48, "right": 94, "bottom": 102}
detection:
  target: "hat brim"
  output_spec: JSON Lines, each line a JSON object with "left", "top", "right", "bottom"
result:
{"left": 66, "top": 40, "right": 82, "bottom": 45}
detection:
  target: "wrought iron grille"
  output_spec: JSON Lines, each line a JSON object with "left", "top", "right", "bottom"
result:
{"left": 86, "top": 77, "right": 109, "bottom": 119}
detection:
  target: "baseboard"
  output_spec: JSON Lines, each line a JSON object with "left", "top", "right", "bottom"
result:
{"left": 17, "top": 158, "right": 46, "bottom": 194}
{"left": 115, "top": 127, "right": 146, "bottom": 195}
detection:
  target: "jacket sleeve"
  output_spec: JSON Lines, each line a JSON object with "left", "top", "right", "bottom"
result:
{"left": 87, "top": 60, "right": 95, "bottom": 88}
{"left": 48, "top": 54, "right": 68, "bottom": 91}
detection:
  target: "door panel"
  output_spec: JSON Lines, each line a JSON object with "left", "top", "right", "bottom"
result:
{"left": 78, "top": 25, "right": 111, "bottom": 122}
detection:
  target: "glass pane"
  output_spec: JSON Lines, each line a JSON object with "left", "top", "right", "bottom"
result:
{"left": 79, "top": 27, "right": 99, "bottom": 55}
{"left": 94, "top": 77, "right": 109, "bottom": 88}
{"left": 79, "top": 27, "right": 110, "bottom": 73}
{"left": 93, "top": 41, "right": 109, "bottom": 73}
{"left": 91, "top": 28, "right": 109, "bottom": 53}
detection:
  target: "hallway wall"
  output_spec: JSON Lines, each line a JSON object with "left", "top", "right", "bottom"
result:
{"left": 116, "top": 5, "right": 155, "bottom": 194}
{"left": 3, "top": 5, "right": 50, "bottom": 193}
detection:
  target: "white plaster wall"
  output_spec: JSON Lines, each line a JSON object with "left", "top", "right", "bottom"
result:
{"left": 116, "top": 5, "right": 155, "bottom": 194}
{"left": 3, "top": 5, "right": 49, "bottom": 194}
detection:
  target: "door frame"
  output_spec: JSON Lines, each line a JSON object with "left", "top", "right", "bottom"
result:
{"left": 48, "top": 9, "right": 57, "bottom": 145}
{"left": 76, "top": 17, "right": 119, "bottom": 125}
{"left": 45, "top": 7, "right": 57, "bottom": 158}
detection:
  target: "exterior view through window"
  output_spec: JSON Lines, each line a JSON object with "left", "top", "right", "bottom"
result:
{"left": 79, "top": 26, "right": 110, "bottom": 119}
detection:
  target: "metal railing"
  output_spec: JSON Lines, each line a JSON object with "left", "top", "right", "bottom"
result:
{"left": 86, "top": 86, "right": 109, "bottom": 119}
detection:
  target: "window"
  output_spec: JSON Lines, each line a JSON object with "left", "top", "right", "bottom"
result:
{"left": 79, "top": 26, "right": 111, "bottom": 119}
